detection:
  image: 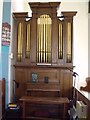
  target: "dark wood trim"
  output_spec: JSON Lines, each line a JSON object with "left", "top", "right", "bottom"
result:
{"left": 29, "top": 2, "right": 61, "bottom": 9}
{"left": 14, "top": 64, "right": 75, "bottom": 69}
{"left": 0, "top": 78, "right": 5, "bottom": 118}
{"left": 13, "top": 12, "right": 28, "bottom": 19}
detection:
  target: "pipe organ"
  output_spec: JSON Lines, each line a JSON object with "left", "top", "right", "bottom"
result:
{"left": 12, "top": 2, "right": 77, "bottom": 101}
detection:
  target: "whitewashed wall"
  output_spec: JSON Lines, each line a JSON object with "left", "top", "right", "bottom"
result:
{"left": 60, "top": 2, "right": 88, "bottom": 87}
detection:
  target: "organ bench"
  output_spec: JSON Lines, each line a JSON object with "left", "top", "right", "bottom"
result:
{"left": 19, "top": 83, "right": 69, "bottom": 120}
{"left": 20, "top": 96, "right": 69, "bottom": 120}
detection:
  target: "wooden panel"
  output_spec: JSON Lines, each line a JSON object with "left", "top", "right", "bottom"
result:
{"left": 26, "top": 83, "right": 60, "bottom": 91}
{"left": 28, "top": 69, "right": 59, "bottom": 83}
{"left": 15, "top": 66, "right": 73, "bottom": 100}
{"left": 0, "top": 78, "right": 5, "bottom": 119}
{"left": 26, "top": 83, "right": 60, "bottom": 97}
{"left": 15, "top": 69, "right": 28, "bottom": 101}
{"left": 60, "top": 69, "right": 73, "bottom": 99}
{"left": 0, "top": 80, "right": 2, "bottom": 119}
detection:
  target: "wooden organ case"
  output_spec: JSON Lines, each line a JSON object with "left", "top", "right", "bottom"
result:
{"left": 12, "top": 2, "right": 77, "bottom": 102}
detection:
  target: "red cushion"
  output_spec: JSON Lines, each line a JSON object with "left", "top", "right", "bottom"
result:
{"left": 34, "top": 109, "right": 50, "bottom": 117}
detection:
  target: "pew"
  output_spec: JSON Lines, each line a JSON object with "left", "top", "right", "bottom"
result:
{"left": 80, "top": 77, "right": 90, "bottom": 92}
{"left": 0, "top": 78, "right": 5, "bottom": 119}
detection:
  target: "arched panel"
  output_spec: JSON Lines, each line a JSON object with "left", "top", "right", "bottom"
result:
{"left": 37, "top": 14, "right": 52, "bottom": 64}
